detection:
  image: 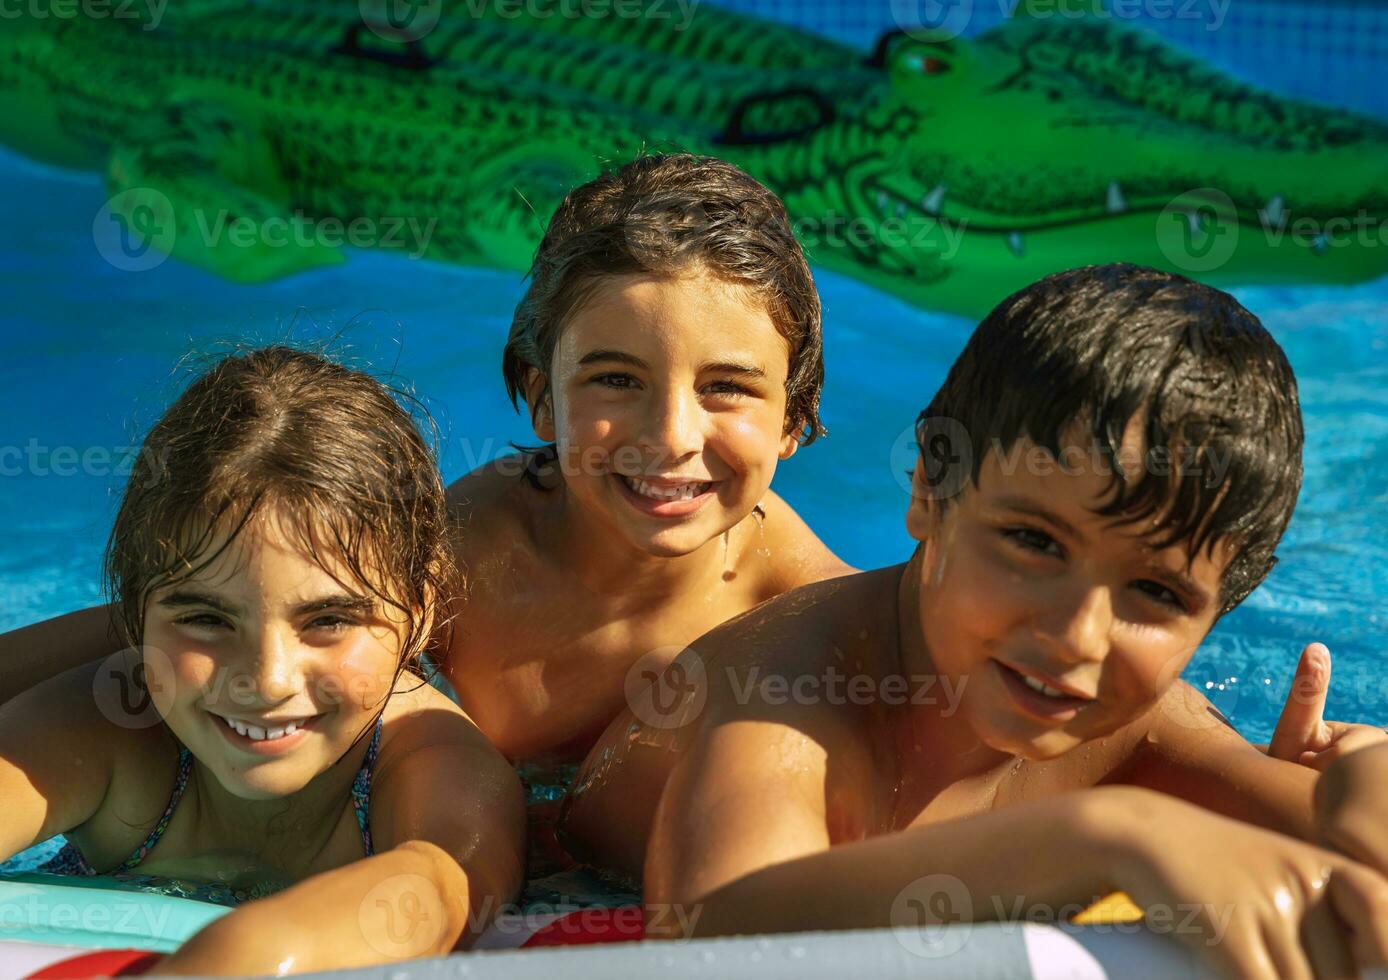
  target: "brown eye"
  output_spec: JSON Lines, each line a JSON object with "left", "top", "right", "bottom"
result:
{"left": 307, "top": 615, "right": 353, "bottom": 632}
{"left": 1135, "top": 580, "right": 1186, "bottom": 611}
{"left": 593, "top": 373, "right": 639, "bottom": 390}
{"left": 1004, "top": 527, "right": 1061, "bottom": 557}
{"left": 177, "top": 613, "right": 230, "bottom": 631}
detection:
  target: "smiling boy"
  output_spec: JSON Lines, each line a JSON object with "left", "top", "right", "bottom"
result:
{"left": 439, "top": 155, "right": 850, "bottom": 768}
{"left": 565, "top": 264, "right": 1388, "bottom": 978}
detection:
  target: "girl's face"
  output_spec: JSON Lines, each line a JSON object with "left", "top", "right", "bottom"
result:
{"left": 536, "top": 268, "right": 800, "bottom": 557}
{"left": 907, "top": 422, "right": 1230, "bottom": 760}
{"left": 142, "top": 510, "right": 408, "bottom": 800}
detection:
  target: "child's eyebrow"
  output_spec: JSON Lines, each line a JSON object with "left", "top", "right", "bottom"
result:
{"left": 291, "top": 594, "right": 377, "bottom": 616}
{"left": 157, "top": 590, "right": 242, "bottom": 615}
{"left": 576, "top": 350, "right": 766, "bottom": 380}
{"left": 578, "top": 349, "right": 647, "bottom": 369}
{"left": 701, "top": 361, "right": 766, "bottom": 379}
{"left": 992, "top": 495, "right": 1080, "bottom": 538}
{"left": 156, "top": 591, "right": 377, "bottom": 617}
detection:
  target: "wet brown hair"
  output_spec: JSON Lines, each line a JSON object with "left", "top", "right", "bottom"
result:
{"left": 918, "top": 263, "right": 1303, "bottom": 615}
{"left": 105, "top": 346, "right": 456, "bottom": 669}
{"left": 502, "top": 152, "right": 826, "bottom": 446}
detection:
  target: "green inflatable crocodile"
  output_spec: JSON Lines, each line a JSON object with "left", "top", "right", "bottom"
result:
{"left": 1, "top": 0, "right": 1385, "bottom": 315}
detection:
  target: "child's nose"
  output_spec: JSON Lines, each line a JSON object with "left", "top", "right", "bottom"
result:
{"left": 234, "top": 626, "right": 305, "bottom": 708}
{"left": 638, "top": 388, "right": 702, "bottom": 461}
{"left": 1039, "top": 583, "right": 1114, "bottom": 665}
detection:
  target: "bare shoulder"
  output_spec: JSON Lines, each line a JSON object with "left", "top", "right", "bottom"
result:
{"left": 701, "top": 567, "right": 888, "bottom": 666}
{"left": 1, "top": 655, "right": 177, "bottom": 856}
{"left": 444, "top": 455, "right": 547, "bottom": 604}
{"left": 445, "top": 455, "right": 536, "bottom": 542}
{"left": 1126, "top": 680, "right": 1258, "bottom": 767}
{"left": 379, "top": 676, "right": 493, "bottom": 754}
{"left": 3, "top": 654, "right": 163, "bottom": 758}
{"left": 744, "top": 489, "right": 856, "bottom": 598}
{"left": 685, "top": 568, "right": 899, "bottom": 756}
{"left": 1055, "top": 680, "right": 1258, "bottom": 791}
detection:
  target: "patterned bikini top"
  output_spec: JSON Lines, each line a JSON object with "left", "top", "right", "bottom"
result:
{"left": 39, "top": 717, "right": 384, "bottom": 904}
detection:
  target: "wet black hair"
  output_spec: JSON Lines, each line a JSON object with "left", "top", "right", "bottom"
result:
{"left": 917, "top": 263, "right": 1303, "bottom": 615}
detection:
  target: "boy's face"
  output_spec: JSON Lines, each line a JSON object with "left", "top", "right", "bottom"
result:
{"left": 535, "top": 267, "right": 799, "bottom": 558}
{"left": 907, "top": 417, "right": 1231, "bottom": 760}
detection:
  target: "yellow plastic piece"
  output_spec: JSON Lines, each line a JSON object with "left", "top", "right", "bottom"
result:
{"left": 1071, "top": 891, "right": 1144, "bottom": 925}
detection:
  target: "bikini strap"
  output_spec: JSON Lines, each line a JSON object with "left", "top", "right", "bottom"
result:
{"left": 115, "top": 744, "right": 194, "bottom": 873}
{"left": 351, "top": 716, "right": 384, "bottom": 857}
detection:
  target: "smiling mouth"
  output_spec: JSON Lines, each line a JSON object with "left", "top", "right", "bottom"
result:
{"left": 993, "top": 660, "right": 1095, "bottom": 721}
{"left": 618, "top": 474, "right": 714, "bottom": 502}
{"left": 213, "top": 713, "right": 318, "bottom": 743}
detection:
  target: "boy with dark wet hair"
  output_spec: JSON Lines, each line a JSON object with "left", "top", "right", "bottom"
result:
{"left": 568, "top": 264, "right": 1388, "bottom": 979}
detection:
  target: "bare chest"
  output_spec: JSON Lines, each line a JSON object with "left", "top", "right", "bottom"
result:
{"left": 449, "top": 567, "right": 764, "bottom": 760}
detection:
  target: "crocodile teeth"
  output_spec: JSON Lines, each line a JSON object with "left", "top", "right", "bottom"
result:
{"left": 1105, "top": 180, "right": 1127, "bottom": 214}
{"left": 876, "top": 190, "right": 890, "bottom": 213}
{"left": 921, "top": 184, "right": 947, "bottom": 215}
{"left": 1006, "top": 231, "right": 1025, "bottom": 257}
{"left": 895, "top": 200, "right": 907, "bottom": 218}
{"left": 1311, "top": 234, "right": 1329, "bottom": 255}
{"left": 1260, "top": 194, "right": 1287, "bottom": 228}
{"left": 1186, "top": 211, "right": 1205, "bottom": 235}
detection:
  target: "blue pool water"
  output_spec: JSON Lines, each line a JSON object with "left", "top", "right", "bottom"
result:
{"left": 0, "top": 143, "right": 1384, "bottom": 743}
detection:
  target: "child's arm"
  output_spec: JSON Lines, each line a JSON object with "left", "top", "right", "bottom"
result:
{"left": 647, "top": 710, "right": 1388, "bottom": 980}
{"left": 1125, "top": 644, "right": 1386, "bottom": 854}
{"left": 0, "top": 605, "right": 124, "bottom": 705}
{"left": 152, "top": 689, "right": 527, "bottom": 976}
{"left": 0, "top": 661, "right": 122, "bottom": 861}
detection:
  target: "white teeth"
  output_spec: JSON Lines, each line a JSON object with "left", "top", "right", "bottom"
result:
{"left": 624, "top": 476, "right": 710, "bottom": 502}
{"left": 1020, "top": 674, "right": 1070, "bottom": 699}
{"left": 222, "top": 716, "right": 304, "bottom": 741}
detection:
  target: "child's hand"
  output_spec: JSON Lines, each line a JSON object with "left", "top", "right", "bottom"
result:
{"left": 1314, "top": 741, "right": 1388, "bottom": 877}
{"left": 1119, "top": 792, "right": 1388, "bottom": 980}
{"left": 1268, "top": 643, "right": 1388, "bottom": 770}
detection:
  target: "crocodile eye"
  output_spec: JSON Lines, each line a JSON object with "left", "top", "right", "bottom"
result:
{"left": 904, "top": 53, "right": 950, "bottom": 75}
